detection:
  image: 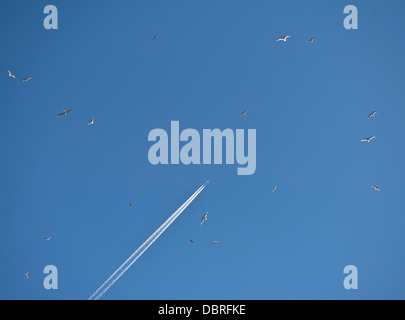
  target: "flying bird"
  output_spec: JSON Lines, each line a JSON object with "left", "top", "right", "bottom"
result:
{"left": 201, "top": 212, "right": 208, "bottom": 225}
{"left": 44, "top": 236, "right": 51, "bottom": 241}
{"left": 21, "top": 77, "right": 31, "bottom": 82}
{"left": 368, "top": 111, "right": 378, "bottom": 119}
{"left": 240, "top": 109, "right": 248, "bottom": 116}
{"left": 25, "top": 272, "right": 30, "bottom": 279}
{"left": 129, "top": 203, "right": 132, "bottom": 207}
{"left": 361, "top": 136, "right": 375, "bottom": 142}
{"left": 154, "top": 34, "right": 158, "bottom": 40}
{"left": 189, "top": 239, "right": 194, "bottom": 244}
{"left": 7, "top": 70, "right": 15, "bottom": 78}
{"left": 210, "top": 241, "right": 219, "bottom": 244}
{"left": 371, "top": 185, "right": 380, "bottom": 191}
{"left": 309, "top": 37, "right": 314, "bottom": 43}
{"left": 272, "top": 185, "right": 277, "bottom": 192}
{"left": 88, "top": 118, "right": 94, "bottom": 125}
{"left": 276, "top": 35, "right": 291, "bottom": 42}
{"left": 58, "top": 109, "right": 72, "bottom": 116}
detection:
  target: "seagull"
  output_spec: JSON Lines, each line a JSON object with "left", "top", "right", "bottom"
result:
{"left": 88, "top": 118, "right": 94, "bottom": 125}
{"left": 371, "top": 185, "right": 380, "bottom": 191}
{"left": 368, "top": 111, "right": 378, "bottom": 119}
{"left": 272, "top": 185, "right": 277, "bottom": 192}
{"left": 309, "top": 37, "right": 314, "bottom": 43}
{"left": 22, "top": 77, "right": 31, "bottom": 82}
{"left": 154, "top": 34, "right": 158, "bottom": 40}
{"left": 210, "top": 241, "right": 219, "bottom": 244}
{"left": 7, "top": 70, "right": 15, "bottom": 78}
{"left": 201, "top": 212, "right": 208, "bottom": 225}
{"left": 25, "top": 272, "right": 30, "bottom": 279}
{"left": 189, "top": 239, "right": 194, "bottom": 244}
{"left": 276, "top": 35, "right": 291, "bottom": 42}
{"left": 44, "top": 236, "right": 51, "bottom": 241}
{"left": 361, "top": 136, "right": 375, "bottom": 142}
{"left": 240, "top": 109, "right": 248, "bottom": 116}
{"left": 58, "top": 109, "right": 72, "bottom": 116}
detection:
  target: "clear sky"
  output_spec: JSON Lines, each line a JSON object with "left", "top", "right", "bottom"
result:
{"left": 1, "top": 0, "right": 405, "bottom": 300}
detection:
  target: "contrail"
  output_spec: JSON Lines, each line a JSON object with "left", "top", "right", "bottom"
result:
{"left": 88, "top": 181, "right": 208, "bottom": 300}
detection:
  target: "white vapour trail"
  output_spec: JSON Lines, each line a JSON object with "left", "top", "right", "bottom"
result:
{"left": 88, "top": 181, "right": 208, "bottom": 300}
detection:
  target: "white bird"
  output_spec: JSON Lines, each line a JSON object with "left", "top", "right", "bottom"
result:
{"left": 368, "top": 111, "right": 378, "bottom": 119}
{"left": 25, "top": 272, "right": 30, "bottom": 279}
{"left": 272, "top": 185, "right": 277, "bottom": 192}
{"left": 361, "top": 136, "right": 375, "bottom": 142}
{"left": 88, "top": 118, "right": 94, "bottom": 125}
{"left": 7, "top": 70, "right": 15, "bottom": 78}
{"left": 309, "top": 37, "right": 314, "bottom": 43}
{"left": 210, "top": 241, "right": 219, "bottom": 244}
{"left": 276, "top": 35, "right": 291, "bottom": 42}
{"left": 22, "top": 77, "right": 31, "bottom": 82}
{"left": 201, "top": 212, "right": 208, "bottom": 225}
{"left": 240, "top": 109, "right": 248, "bottom": 116}
{"left": 44, "top": 236, "right": 51, "bottom": 241}
{"left": 371, "top": 185, "right": 380, "bottom": 191}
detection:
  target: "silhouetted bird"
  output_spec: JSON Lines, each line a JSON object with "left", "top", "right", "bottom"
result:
{"left": 201, "top": 212, "right": 208, "bottom": 225}
{"left": 58, "top": 109, "right": 72, "bottom": 116}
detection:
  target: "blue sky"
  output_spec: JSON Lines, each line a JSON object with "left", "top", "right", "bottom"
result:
{"left": 1, "top": 0, "right": 405, "bottom": 300}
